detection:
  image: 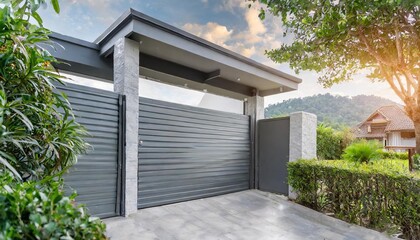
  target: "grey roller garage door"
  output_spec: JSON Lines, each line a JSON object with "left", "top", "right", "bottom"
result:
{"left": 138, "top": 97, "right": 250, "bottom": 209}
{"left": 58, "top": 83, "right": 123, "bottom": 218}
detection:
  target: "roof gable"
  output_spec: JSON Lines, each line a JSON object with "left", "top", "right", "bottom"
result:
{"left": 357, "top": 105, "right": 414, "bottom": 132}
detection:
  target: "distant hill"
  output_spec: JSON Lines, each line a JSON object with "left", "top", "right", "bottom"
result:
{"left": 265, "top": 94, "right": 398, "bottom": 128}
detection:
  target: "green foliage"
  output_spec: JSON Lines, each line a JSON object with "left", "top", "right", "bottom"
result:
{"left": 0, "top": 172, "right": 107, "bottom": 239}
{"left": 288, "top": 159, "right": 420, "bottom": 240}
{"left": 254, "top": 0, "right": 420, "bottom": 151}
{"left": 0, "top": 1, "right": 88, "bottom": 180}
{"left": 414, "top": 154, "right": 420, "bottom": 170}
{"left": 253, "top": 0, "right": 419, "bottom": 87}
{"left": 317, "top": 123, "right": 354, "bottom": 160}
{"left": 378, "top": 150, "right": 409, "bottom": 160}
{"left": 265, "top": 94, "right": 397, "bottom": 127}
{"left": 342, "top": 140, "right": 382, "bottom": 163}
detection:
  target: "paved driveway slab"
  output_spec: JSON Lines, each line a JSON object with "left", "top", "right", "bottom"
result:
{"left": 105, "top": 190, "right": 391, "bottom": 240}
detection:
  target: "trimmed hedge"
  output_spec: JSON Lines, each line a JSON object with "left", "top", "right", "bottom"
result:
{"left": 379, "top": 150, "right": 409, "bottom": 160}
{"left": 288, "top": 159, "right": 420, "bottom": 240}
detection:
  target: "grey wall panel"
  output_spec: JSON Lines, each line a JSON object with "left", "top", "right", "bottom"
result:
{"left": 138, "top": 97, "right": 250, "bottom": 209}
{"left": 56, "top": 83, "right": 122, "bottom": 218}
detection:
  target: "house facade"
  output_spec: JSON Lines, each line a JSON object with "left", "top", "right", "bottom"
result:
{"left": 46, "top": 9, "right": 318, "bottom": 218}
{"left": 354, "top": 105, "right": 415, "bottom": 149}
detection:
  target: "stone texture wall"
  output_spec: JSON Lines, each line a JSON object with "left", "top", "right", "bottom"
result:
{"left": 289, "top": 112, "right": 317, "bottom": 162}
{"left": 113, "top": 38, "right": 140, "bottom": 216}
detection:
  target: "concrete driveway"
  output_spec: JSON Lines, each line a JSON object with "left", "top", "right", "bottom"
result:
{"left": 105, "top": 190, "right": 390, "bottom": 240}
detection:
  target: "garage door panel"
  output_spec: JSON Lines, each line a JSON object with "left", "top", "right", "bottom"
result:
{"left": 140, "top": 117, "right": 248, "bottom": 134}
{"left": 139, "top": 161, "right": 249, "bottom": 171}
{"left": 139, "top": 123, "right": 248, "bottom": 136}
{"left": 139, "top": 141, "right": 248, "bottom": 148}
{"left": 139, "top": 129, "right": 248, "bottom": 140}
{"left": 138, "top": 97, "right": 250, "bottom": 209}
{"left": 139, "top": 135, "right": 249, "bottom": 144}
{"left": 58, "top": 83, "right": 122, "bottom": 218}
{"left": 138, "top": 184, "right": 249, "bottom": 209}
{"left": 139, "top": 151, "right": 249, "bottom": 159}
{"left": 139, "top": 183, "right": 249, "bottom": 199}
{"left": 139, "top": 104, "right": 248, "bottom": 125}
{"left": 138, "top": 95, "right": 250, "bottom": 208}
{"left": 140, "top": 113, "right": 248, "bottom": 131}
{"left": 139, "top": 98, "right": 247, "bottom": 120}
{"left": 139, "top": 146, "right": 250, "bottom": 153}
{"left": 139, "top": 167, "right": 250, "bottom": 178}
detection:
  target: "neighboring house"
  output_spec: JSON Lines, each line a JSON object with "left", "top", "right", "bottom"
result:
{"left": 354, "top": 105, "right": 415, "bottom": 149}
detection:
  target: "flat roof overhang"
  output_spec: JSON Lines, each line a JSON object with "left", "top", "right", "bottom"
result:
{"left": 49, "top": 9, "right": 301, "bottom": 99}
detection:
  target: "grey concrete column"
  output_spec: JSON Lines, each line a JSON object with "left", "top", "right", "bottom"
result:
{"left": 113, "top": 38, "right": 140, "bottom": 216}
{"left": 244, "top": 94, "right": 264, "bottom": 189}
{"left": 288, "top": 112, "right": 317, "bottom": 198}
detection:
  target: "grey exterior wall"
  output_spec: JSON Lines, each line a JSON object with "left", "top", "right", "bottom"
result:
{"left": 138, "top": 97, "right": 250, "bottom": 209}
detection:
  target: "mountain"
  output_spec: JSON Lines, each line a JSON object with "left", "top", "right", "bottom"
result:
{"left": 265, "top": 94, "right": 398, "bottom": 128}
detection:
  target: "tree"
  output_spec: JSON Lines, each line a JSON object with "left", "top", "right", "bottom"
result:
{"left": 0, "top": 0, "right": 88, "bottom": 180}
{"left": 252, "top": 0, "right": 420, "bottom": 153}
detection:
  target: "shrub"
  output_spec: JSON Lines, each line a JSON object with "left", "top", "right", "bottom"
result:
{"left": 342, "top": 140, "right": 382, "bottom": 163}
{"left": 0, "top": 173, "right": 107, "bottom": 239}
{"left": 317, "top": 123, "right": 354, "bottom": 160}
{"left": 0, "top": 0, "right": 88, "bottom": 180}
{"left": 288, "top": 159, "right": 420, "bottom": 240}
{"left": 378, "top": 150, "right": 409, "bottom": 160}
{"left": 414, "top": 154, "right": 420, "bottom": 170}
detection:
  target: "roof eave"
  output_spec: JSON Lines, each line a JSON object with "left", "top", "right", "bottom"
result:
{"left": 95, "top": 9, "right": 302, "bottom": 84}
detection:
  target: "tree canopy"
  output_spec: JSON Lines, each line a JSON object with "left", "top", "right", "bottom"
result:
{"left": 253, "top": 0, "right": 420, "bottom": 152}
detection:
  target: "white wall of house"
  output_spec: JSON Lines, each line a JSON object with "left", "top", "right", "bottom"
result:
{"left": 387, "top": 132, "right": 415, "bottom": 147}
{"left": 388, "top": 132, "right": 401, "bottom": 146}
{"left": 400, "top": 136, "right": 416, "bottom": 146}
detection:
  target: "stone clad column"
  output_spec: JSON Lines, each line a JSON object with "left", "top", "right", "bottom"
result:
{"left": 113, "top": 37, "right": 140, "bottom": 216}
{"left": 289, "top": 111, "right": 317, "bottom": 198}
{"left": 244, "top": 94, "right": 264, "bottom": 189}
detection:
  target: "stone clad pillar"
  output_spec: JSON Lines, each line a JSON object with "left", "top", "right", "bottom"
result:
{"left": 289, "top": 111, "right": 317, "bottom": 198}
{"left": 113, "top": 37, "right": 140, "bottom": 216}
{"left": 244, "top": 94, "right": 264, "bottom": 189}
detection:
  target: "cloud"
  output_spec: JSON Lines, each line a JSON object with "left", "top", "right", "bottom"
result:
{"left": 216, "top": 0, "right": 248, "bottom": 13}
{"left": 245, "top": 6, "right": 266, "bottom": 35}
{"left": 67, "top": 0, "right": 120, "bottom": 25}
{"left": 183, "top": 22, "right": 233, "bottom": 47}
{"left": 183, "top": 0, "right": 284, "bottom": 60}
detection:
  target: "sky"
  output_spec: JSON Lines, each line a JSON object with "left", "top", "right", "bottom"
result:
{"left": 39, "top": 0, "right": 401, "bottom": 107}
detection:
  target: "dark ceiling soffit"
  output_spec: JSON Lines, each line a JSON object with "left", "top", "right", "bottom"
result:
{"left": 53, "top": 61, "right": 113, "bottom": 81}
{"left": 205, "top": 70, "right": 221, "bottom": 82}
{"left": 50, "top": 32, "right": 99, "bottom": 50}
{"left": 49, "top": 33, "right": 113, "bottom": 81}
{"left": 95, "top": 9, "right": 301, "bottom": 84}
{"left": 140, "top": 53, "right": 255, "bottom": 96}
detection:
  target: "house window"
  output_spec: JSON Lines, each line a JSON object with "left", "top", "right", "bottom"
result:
{"left": 367, "top": 125, "right": 371, "bottom": 133}
{"left": 401, "top": 132, "right": 415, "bottom": 138}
